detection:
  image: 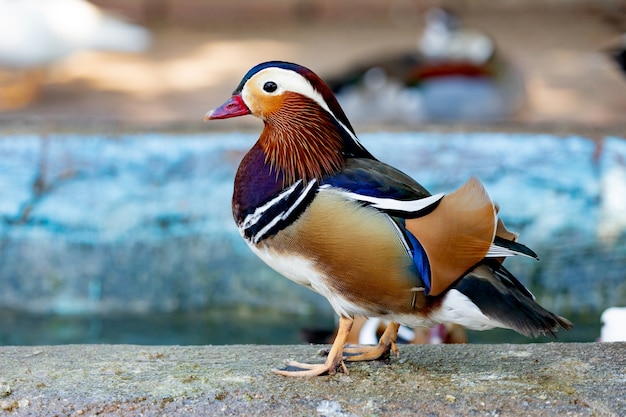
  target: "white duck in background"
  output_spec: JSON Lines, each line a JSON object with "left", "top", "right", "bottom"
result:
{"left": 0, "top": 0, "right": 151, "bottom": 109}
{"left": 418, "top": 7, "right": 494, "bottom": 66}
{"left": 600, "top": 307, "right": 626, "bottom": 342}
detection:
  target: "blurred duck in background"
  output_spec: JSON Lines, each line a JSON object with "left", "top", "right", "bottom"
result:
{"left": 418, "top": 6, "right": 494, "bottom": 65}
{"left": 303, "top": 317, "right": 467, "bottom": 346}
{"left": 599, "top": 307, "right": 626, "bottom": 342}
{"left": 0, "top": 0, "right": 151, "bottom": 110}
{"left": 356, "top": 317, "right": 467, "bottom": 345}
{"left": 328, "top": 7, "right": 526, "bottom": 124}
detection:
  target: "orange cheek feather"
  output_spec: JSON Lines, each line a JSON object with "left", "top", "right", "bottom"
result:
{"left": 245, "top": 85, "right": 284, "bottom": 119}
{"left": 260, "top": 95, "right": 284, "bottom": 118}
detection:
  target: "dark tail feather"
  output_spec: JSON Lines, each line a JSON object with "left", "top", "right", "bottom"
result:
{"left": 493, "top": 236, "right": 539, "bottom": 259}
{"left": 454, "top": 260, "right": 572, "bottom": 338}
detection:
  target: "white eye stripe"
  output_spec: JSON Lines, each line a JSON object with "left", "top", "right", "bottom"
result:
{"left": 245, "top": 67, "right": 328, "bottom": 109}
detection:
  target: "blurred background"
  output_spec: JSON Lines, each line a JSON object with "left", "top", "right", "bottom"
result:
{"left": 1, "top": 0, "right": 625, "bottom": 346}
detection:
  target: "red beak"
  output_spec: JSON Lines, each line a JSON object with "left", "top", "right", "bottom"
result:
{"left": 204, "top": 95, "right": 251, "bottom": 121}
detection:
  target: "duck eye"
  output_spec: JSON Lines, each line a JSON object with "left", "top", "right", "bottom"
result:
{"left": 263, "top": 81, "right": 278, "bottom": 93}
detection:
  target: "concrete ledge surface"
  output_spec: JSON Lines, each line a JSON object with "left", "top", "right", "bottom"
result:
{"left": 0, "top": 343, "right": 624, "bottom": 416}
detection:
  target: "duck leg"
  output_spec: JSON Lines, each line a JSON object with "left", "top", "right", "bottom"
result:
{"left": 343, "top": 321, "right": 401, "bottom": 361}
{"left": 274, "top": 316, "right": 353, "bottom": 377}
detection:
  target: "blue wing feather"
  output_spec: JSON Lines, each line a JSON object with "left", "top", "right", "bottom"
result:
{"left": 404, "top": 227, "right": 432, "bottom": 295}
{"left": 322, "top": 158, "right": 431, "bottom": 201}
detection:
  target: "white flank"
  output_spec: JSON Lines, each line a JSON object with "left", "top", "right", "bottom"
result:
{"left": 428, "top": 289, "right": 501, "bottom": 331}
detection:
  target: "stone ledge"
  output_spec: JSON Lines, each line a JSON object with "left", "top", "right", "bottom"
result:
{"left": 0, "top": 343, "right": 624, "bottom": 416}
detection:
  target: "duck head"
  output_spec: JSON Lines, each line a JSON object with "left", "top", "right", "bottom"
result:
{"left": 205, "top": 61, "right": 352, "bottom": 125}
{"left": 205, "top": 61, "right": 372, "bottom": 184}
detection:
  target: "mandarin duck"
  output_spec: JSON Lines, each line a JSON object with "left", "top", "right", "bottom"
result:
{"left": 327, "top": 7, "right": 525, "bottom": 123}
{"left": 205, "top": 61, "right": 571, "bottom": 377}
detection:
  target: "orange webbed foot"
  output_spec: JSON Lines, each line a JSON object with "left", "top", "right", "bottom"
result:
{"left": 317, "top": 321, "right": 401, "bottom": 362}
{"left": 342, "top": 341, "right": 398, "bottom": 361}
{"left": 343, "top": 321, "right": 400, "bottom": 361}
{"left": 274, "top": 316, "right": 354, "bottom": 377}
{"left": 273, "top": 358, "right": 348, "bottom": 377}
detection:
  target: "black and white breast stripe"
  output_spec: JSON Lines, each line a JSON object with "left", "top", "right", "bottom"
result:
{"left": 240, "top": 179, "right": 318, "bottom": 244}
